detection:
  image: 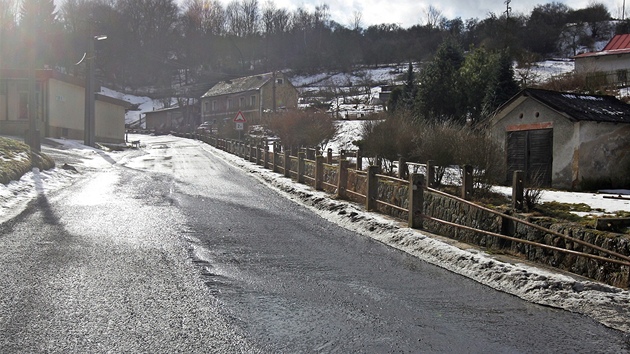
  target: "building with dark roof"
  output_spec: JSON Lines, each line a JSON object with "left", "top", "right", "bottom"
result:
{"left": 199, "top": 72, "right": 298, "bottom": 128}
{"left": 489, "top": 88, "right": 630, "bottom": 189}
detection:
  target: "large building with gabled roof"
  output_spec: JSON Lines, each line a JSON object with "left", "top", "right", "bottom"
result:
{"left": 199, "top": 72, "right": 298, "bottom": 128}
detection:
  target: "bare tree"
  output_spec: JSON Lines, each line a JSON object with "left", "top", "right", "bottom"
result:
{"left": 226, "top": 0, "right": 260, "bottom": 37}
{"left": 262, "top": 0, "right": 289, "bottom": 35}
{"left": 241, "top": 0, "right": 260, "bottom": 36}
{"left": 182, "top": 0, "right": 226, "bottom": 36}
{"left": 424, "top": 5, "right": 443, "bottom": 29}
{"left": 351, "top": 10, "right": 362, "bottom": 32}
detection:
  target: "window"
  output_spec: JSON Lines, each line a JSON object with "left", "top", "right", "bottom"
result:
{"left": 239, "top": 97, "right": 245, "bottom": 107}
{"left": 227, "top": 99, "right": 232, "bottom": 109}
{"left": 204, "top": 101, "right": 209, "bottom": 112}
{"left": 19, "top": 93, "right": 28, "bottom": 120}
{"left": 276, "top": 78, "right": 284, "bottom": 85}
{"left": 250, "top": 95, "right": 256, "bottom": 106}
{"left": 212, "top": 101, "right": 217, "bottom": 111}
{"left": 617, "top": 69, "right": 628, "bottom": 84}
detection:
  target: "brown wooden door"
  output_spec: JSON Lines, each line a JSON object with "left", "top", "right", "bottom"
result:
{"left": 507, "top": 129, "right": 552, "bottom": 187}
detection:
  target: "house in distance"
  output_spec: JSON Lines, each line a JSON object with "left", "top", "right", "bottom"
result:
{"left": 0, "top": 69, "right": 129, "bottom": 144}
{"left": 199, "top": 72, "right": 298, "bottom": 130}
{"left": 574, "top": 33, "right": 630, "bottom": 87}
{"left": 489, "top": 88, "right": 630, "bottom": 190}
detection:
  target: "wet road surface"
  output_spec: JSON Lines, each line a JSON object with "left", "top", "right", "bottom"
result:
{"left": 0, "top": 134, "right": 628, "bottom": 353}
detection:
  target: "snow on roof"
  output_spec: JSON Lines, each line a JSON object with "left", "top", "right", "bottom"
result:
{"left": 201, "top": 72, "right": 289, "bottom": 98}
{"left": 520, "top": 88, "right": 630, "bottom": 123}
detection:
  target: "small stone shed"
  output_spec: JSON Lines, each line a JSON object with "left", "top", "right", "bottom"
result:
{"left": 489, "top": 88, "right": 630, "bottom": 189}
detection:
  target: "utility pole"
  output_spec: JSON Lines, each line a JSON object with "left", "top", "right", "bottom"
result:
{"left": 83, "top": 21, "right": 107, "bottom": 148}
{"left": 25, "top": 13, "right": 40, "bottom": 152}
{"left": 272, "top": 71, "right": 277, "bottom": 113}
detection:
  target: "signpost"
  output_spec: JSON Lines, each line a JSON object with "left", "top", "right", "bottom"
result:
{"left": 234, "top": 111, "right": 246, "bottom": 140}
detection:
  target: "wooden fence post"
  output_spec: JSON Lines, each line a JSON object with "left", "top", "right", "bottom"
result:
{"left": 256, "top": 143, "right": 262, "bottom": 165}
{"left": 398, "top": 157, "right": 408, "bottom": 180}
{"left": 327, "top": 148, "right": 333, "bottom": 164}
{"left": 273, "top": 147, "right": 279, "bottom": 173}
{"left": 315, "top": 155, "right": 324, "bottom": 190}
{"left": 513, "top": 170, "right": 524, "bottom": 211}
{"left": 409, "top": 173, "right": 424, "bottom": 229}
{"left": 284, "top": 151, "right": 291, "bottom": 178}
{"left": 337, "top": 159, "right": 348, "bottom": 199}
{"left": 264, "top": 144, "right": 270, "bottom": 168}
{"left": 249, "top": 143, "right": 255, "bottom": 162}
{"left": 356, "top": 149, "right": 363, "bottom": 171}
{"left": 298, "top": 152, "right": 306, "bottom": 183}
{"left": 462, "top": 164, "right": 473, "bottom": 200}
{"left": 426, "top": 160, "right": 435, "bottom": 188}
{"left": 366, "top": 165, "right": 379, "bottom": 211}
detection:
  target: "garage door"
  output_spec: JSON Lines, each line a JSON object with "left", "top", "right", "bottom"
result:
{"left": 506, "top": 129, "right": 552, "bottom": 187}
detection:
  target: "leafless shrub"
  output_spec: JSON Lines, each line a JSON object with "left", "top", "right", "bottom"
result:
{"left": 358, "top": 111, "right": 416, "bottom": 174}
{"left": 269, "top": 109, "right": 338, "bottom": 150}
{"left": 524, "top": 170, "right": 546, "bottom": 212}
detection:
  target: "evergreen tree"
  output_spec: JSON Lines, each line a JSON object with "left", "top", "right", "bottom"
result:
{"left": 415, "top": 38, "right": 465, "bottom": 123}
{"left": 389, "top": 62, "right": 417, "bottom": 113}
{"left": 19, "top": 0, "right": 59, "bottom": 67}
{"left": 0, "top": 0, "right": 19, "bottom": 68}
{"left": 459, "top": 45, "right": 496, "bottom": 123}
{"left": 482, "top": 49, "right": 520, "bottom": 117}
{"left": 401, "top": 62, "right": 417, "bottom": 109}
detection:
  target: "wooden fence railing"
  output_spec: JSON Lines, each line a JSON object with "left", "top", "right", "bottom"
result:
{"left": 182, "top": 133, "right": 630, "bottom": 286}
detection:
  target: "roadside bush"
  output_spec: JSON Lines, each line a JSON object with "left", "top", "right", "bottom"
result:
{"left": 269, "top": 110, "right": 338, "bottom": 150}
{"left": 358, "top": 114, "right": 506, "bottom": 187}
{"left": 413, "top": 121, "right": 505, "bottom": 189}
{"left": 357, "top": 111, "right": 417, "bottom": 174}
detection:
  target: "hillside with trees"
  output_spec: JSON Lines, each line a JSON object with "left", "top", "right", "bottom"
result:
{"left": 0, "top": 0, "right": 623, "bottom": 94}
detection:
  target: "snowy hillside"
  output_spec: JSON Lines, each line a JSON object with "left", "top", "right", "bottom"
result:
{"left": 99, "top": 60, "right": 577, "bottom": 129}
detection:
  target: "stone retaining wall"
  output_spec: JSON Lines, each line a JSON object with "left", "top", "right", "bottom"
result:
{"left": 424, "top": 192, "right": 630, "bottom": 288}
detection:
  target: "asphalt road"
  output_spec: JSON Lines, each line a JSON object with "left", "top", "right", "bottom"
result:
{"left": 0, "top": 134, "right": 628, "bottom": 353}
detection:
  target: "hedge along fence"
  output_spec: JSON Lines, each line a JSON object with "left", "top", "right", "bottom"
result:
{"left": 189, "top": 133, "right": 630, "bottom": 287}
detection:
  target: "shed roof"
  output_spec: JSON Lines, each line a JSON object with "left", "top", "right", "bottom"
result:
{"left": 500, "top": 88, "right": 630, "bottom": 124}
{"left": 575, "top": 34, "right": 630, "bottom": 58}
{"left": 201, "top": 72, "right": 280, "bottom": 98}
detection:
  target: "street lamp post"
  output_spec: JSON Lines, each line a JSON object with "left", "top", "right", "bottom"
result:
{"left": 84, "top": 33, "right": 107, "bottom": 147}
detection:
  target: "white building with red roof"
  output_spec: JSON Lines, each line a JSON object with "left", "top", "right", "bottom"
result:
{"left": 574, "top": 34, "right": 630, "bottom": 85}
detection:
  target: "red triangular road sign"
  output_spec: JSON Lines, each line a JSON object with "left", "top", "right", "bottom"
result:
{"left": 233, "top": 111, "right": 247, "bottom": 123}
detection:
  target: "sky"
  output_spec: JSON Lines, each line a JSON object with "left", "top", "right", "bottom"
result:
{"left": 51, "top": 0, "right": 628, "bottom": 29}
{"left": 217, "top": 0, "right": 628, "bottom": 28}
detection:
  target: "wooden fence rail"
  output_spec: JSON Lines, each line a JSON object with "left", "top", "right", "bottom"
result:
{"left": 184, "top": 133, "right": 630, "bottom": 285}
